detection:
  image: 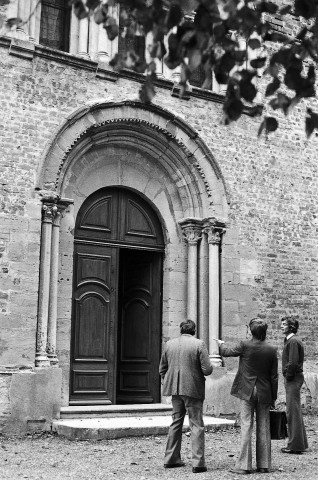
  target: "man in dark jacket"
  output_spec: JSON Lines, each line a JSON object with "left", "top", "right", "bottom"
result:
{"left": 217, "top": 318, "right": 278, "bottom": 475}
{"left": 159, "top": 319, "right": 213, "bottom": 473}
{"left": 281, "top": 316, "right": 308, "bottom": 454}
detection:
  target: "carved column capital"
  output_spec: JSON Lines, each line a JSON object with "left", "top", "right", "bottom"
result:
{"left": 40, "top": 193, "right": 74, "bottom": 224}
{"left": 179, "top": 218, "right": 203, "bottom": 246}
{"left": 203, "top": 219, "right": 226, "bottom": 245}
{"left": 182, "top": 226, "right": 202, "bottom": 245}
{"left": 42, "top": 203, "right": 58, "bottom": 223}
{"left": 204, "top": 227, "right": 222, "bottom": 245}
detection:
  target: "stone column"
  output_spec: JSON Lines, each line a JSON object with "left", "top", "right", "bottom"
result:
{"left": 78, "top": 16, "right": 90, "bottom": 58}
{"left": 69, "top": 7, "right": 80, "bottom": 56}
{"left": 204, "top": 221, "right": 225, "bottom": 366}
{"left": 29, "top": 0, "right": 41, "bottom": 43}
{"left": 198, "top": 229, "right": 209, "bottom": 346}
{"left": 36, "top": 194, "right": 73, "bottom": 368}
{"left": 180, "top": 219, "right": 203, "bottom": 324}
{"left": 109, "top": 3, "right": 119, "bottom": 57}
{"left": 16, "top": 0, "right": 31, "bottom": 39}
{"left": 145, "top": 31, "right": 163, "bottom": 78}
{"left": 47, "top": 206, "right": 62, "bottom": 366}
{"left": 97, "top": 23, "right": 109, "bottom": 63}
{"left": 35, "top": 202, "right": 57, "bottom": 367}
{"left": 89, "top": 16, "right": 99, "bottom": 61}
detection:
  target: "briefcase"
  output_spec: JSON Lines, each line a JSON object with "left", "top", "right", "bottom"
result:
{"left": 270, "top": 410, "right": 288, "bottom": 440}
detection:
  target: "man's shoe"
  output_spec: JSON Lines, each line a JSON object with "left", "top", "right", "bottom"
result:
{"left": 192, "top": 466, "right": 207, "bottom": 473}
{"left": 281, "top": 448, "right": 303, "bottom": 454}
{"left": 164, "top": 462, "right": 185, "bottom": 468}
{"left": 229, "top": 468, "right": 251, "bottom": 475}
{"left": 257, "top": 468, "right": 269, "bottom": 473}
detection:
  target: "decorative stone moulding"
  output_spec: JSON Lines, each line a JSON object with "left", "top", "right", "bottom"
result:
{"left": 38, "top": 101, "right": 230, "bottom": 220}
{"left": 52, "top": 117, "right": 216, "bottom": 204}
{"left": 9, "top": 38, "right": 35, "bottom": 60}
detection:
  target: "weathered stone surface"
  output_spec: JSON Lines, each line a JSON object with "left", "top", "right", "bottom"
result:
{"left": 3, "top": 368, "right": 62, "bottom": 434}
{"left": 1, "top": 32, "right": 318, "bottom": 433}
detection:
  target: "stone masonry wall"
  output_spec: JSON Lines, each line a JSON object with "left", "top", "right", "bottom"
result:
{"left": 0, "top": 37, "right": 318, "bottom": 419}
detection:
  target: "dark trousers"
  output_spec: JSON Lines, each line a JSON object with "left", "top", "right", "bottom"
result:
{"left": 285, "top": 373, "right": 308, "bottom": 451}
{"left": 164, "top": 395, "right": 206, "bottom": 468}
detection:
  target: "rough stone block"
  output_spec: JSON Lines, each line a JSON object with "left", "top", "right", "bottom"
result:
{"left": 3, "top": 367, "right": 62, "bottom": 434}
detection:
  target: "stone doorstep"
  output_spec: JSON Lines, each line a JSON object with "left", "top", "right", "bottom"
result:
{"left": 52, "top": 415, "right": 236, "bottom": 441}
{"left": 60, "top": 403, "right": 173, "bottom": 419}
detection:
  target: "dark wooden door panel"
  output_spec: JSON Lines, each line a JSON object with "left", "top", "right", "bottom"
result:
{"left": 74, "top": 293, "right": 109, "bottom": 359}
{"left": 70, "top": 243, "right": 118, "bottom": 405}
{"left": 76, "top": 251, "right": 112, "bottom": 286}
{"left": 72, "top": 370, "right": 108, "bottom": 396}
{"left": 117, "top": 249, "right": 162, "bottom": 404}
{"left": 71, "top": 187, "right": 164, "bottom": 405}
{"left": 75, "top": 188, "right": 164, "bottom": 248}
{"left": 119, "top": 190, "right": 164, "bottom": 246}
{"left": 76, "top": 192, "right": 117, "bottom": 242}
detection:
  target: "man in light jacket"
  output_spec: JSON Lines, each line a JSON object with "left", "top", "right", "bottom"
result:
{"left": 159, "top": 319, "right": 213, "bottom": 473}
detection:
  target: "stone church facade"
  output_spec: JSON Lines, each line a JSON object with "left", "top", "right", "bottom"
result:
{"left": 0, "top": 1, "right": 317, "bottom": 433}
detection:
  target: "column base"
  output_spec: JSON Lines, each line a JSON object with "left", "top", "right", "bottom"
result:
{"left": 78, "top": 52, "right": 90, "bottom": 60}
{"left": 98, "top": 53, "right": 109, "bottom": 64}
{"left": 35, "top": 353, "right": 50, "bottom": 368}
{"left": 209, "top": 354, "right": 223, "bottom": 367}
{"left": 48, "top": 354, "right": 59, "bottom": 367}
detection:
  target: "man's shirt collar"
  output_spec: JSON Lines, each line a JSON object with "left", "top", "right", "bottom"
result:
{"left": 286, "top": 333, "right": 295, "bottom": 340}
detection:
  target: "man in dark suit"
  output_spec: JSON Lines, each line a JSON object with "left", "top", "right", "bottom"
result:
{"left": 159, "top": 319, "right": 213, "bottom": 473}
{"left": 217, "top": 318, "right": 278, "bottom": 475}
{"left": 281, "top": 316, "right": 308, "bottom": 454}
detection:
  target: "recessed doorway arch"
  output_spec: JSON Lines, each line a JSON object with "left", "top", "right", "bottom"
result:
{"left": 70, "top": 186, "right": 164, "bottom": 405}
{"left": 35, "top": 101, "right": 229, "bottom": 405}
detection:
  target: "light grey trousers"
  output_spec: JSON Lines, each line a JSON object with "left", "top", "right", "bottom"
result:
{"left": 237, "top": 387, "right": 271, "bottom": 471}
{"left": 164, "top": 395, "right": 206, "bottom": 468}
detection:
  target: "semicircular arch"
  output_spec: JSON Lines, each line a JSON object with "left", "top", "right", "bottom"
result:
{"left": 37, "top": 100, "right": 229, "bottom": 222}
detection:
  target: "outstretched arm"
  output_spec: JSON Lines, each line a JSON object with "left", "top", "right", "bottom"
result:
{"left": 218, "top": 340, "right": 244, "bottom": 357}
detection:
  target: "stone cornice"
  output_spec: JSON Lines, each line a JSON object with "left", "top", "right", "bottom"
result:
{"left": 0, "top": 36, "right": 262, "bottom": 117}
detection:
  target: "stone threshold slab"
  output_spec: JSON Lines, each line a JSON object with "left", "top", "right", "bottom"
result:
{"left": 60, "top": 403, "right": 173, "bottom": 419}
{"left": 52, "top": 415, "right": 236, "bottom": 440}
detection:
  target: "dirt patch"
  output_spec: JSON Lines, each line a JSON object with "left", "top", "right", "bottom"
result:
{"left": 0, "top": 416, "right": 317, "bottom": 479}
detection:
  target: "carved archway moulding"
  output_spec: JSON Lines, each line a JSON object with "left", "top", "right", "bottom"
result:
{"left": 36, "top": 100, "right": 229, "bottom": 220}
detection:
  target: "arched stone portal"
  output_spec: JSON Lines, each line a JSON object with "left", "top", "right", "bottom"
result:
{"left": 36, "top": 101, "right": 229, "bottom": 405}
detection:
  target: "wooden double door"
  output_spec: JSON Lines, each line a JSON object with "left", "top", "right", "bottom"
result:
{"left": 70, "top": 188, "right": 164, "bottom": 405}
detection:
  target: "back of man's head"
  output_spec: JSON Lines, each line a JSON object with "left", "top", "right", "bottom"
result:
{"left": 180, "top": 319, "right": 196, "bottom": 335}
{"left": 249, "top": 318, "right": 267, "bottom": 341}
